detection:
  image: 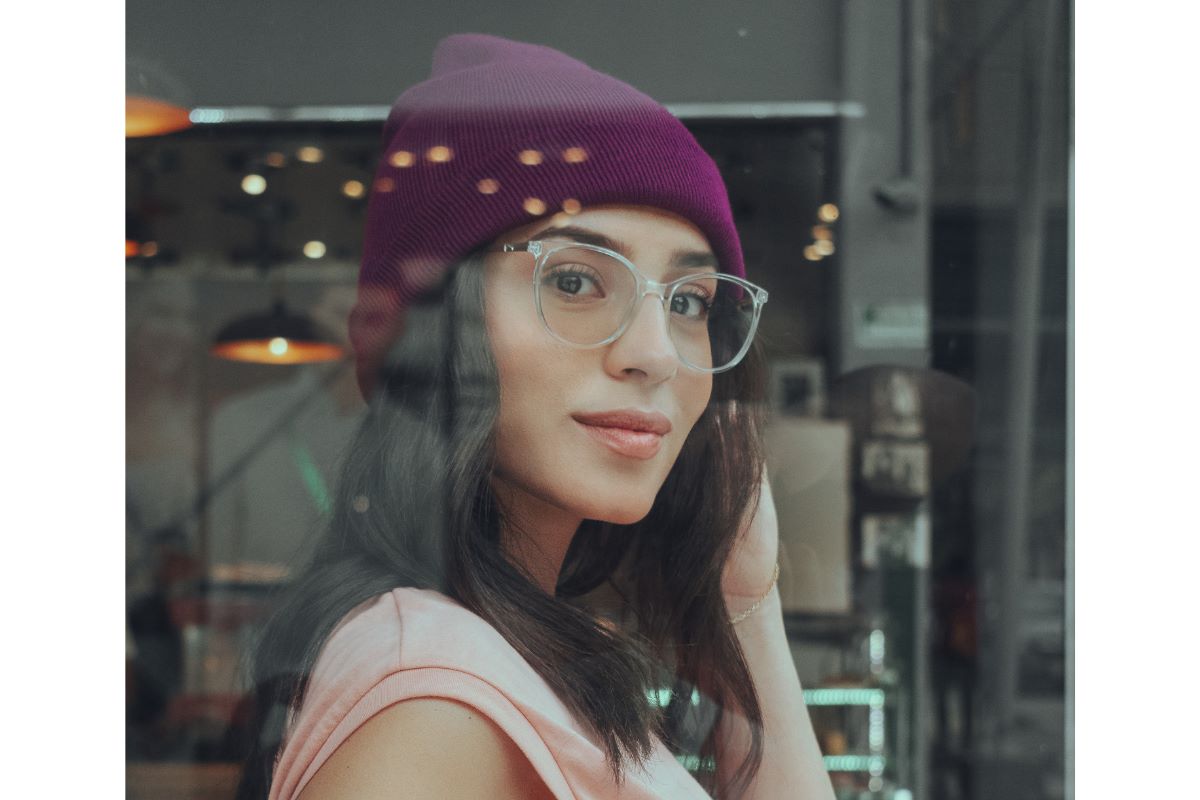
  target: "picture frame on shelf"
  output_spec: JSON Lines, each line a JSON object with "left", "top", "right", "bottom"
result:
{"left": 860, "top": 439, "right": 930, "bottom": 498}
{"left": 769, "top": 357, "right": 827, "bottom": 417}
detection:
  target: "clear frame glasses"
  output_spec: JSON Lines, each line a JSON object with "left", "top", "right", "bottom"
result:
{"left": 492, "top": 240, "right": 769, "bottom": 373}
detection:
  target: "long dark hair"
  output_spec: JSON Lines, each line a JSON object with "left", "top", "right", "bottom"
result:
{"left": 234, "top": 250, "right": 770, "bottom": 800}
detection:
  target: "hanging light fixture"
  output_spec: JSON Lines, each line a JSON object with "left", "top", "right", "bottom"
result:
{"left": 126, "top": 96, "right": 193, "bottom": 137}
{"left": 126, "top": 57, "right": 193, "bottom": 137}
{"left": 210, "top": 300, "right": 346, "bottom": 365}
{"left": 210, "top": 157, "right": 346, "bottom": 365}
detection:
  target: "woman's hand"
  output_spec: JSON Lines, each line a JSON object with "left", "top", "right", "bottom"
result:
{"left": 721, "top": 466, "right": 781, "bottom": 608}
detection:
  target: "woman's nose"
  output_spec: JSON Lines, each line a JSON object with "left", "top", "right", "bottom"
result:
{"left": 603, "top": 291, "right": 679, "bottom": 383}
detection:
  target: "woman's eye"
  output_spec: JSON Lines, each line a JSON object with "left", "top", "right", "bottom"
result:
{"left": 557, "top": 273, "right": 586, "bottom": 294}
{"left": 545, "top": 267, "right": 603, "bottom": 297}
{"left": 670, "top": 292, "right": 711, "bottom": 319}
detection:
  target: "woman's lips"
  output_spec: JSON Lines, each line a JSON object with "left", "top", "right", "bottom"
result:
{"left": 575, "top": 420, "right": 664, "bottom": 459}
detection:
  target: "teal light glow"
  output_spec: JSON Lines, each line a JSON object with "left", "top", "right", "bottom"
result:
{"left": 189, "top": 109, "right": 226, "bottom": 124}
{"left": 823, "top": 755, "right": 887, "bottom": 773}
{"left": 802, "top": 688, "right": 885, "bottom": 706}
{"left": 869, "top": 704, "right": 886, "bottom": 750}
{"left": 870, "top": 629, "right": 886, "bottom": 669}
{"left": 646, "top": 687, "right": 702, "bottom": 707}
{"left": 682, "top": 753, "right": 888, "bottom": 775}
{"left": 289, "top": 439, "right": 332, "bottom": 515}
{"left": 676, "top": 754, "right": 716, "bottom": 772}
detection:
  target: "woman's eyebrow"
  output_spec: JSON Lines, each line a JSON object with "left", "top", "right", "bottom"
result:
{"left": 531, "top": 224, "right": 719, "bottom": 271}
{"left": 530, "top": 224, "right": 628, "bottom": 253}
{"left": 669, "top": 250, "right": 719, "bottom": 272}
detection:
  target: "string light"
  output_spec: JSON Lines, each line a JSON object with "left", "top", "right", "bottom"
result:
{"left": 296, "top": 146, "right": 324, "bottom": 164}
{"left": 241, "top": 174, "right": 267, "bottom": 195}
{"left": 518, "top": 149, "right": 544, "bottom": 166}
{"left": 562, "top": 147, "right": 588, "bottom": 163}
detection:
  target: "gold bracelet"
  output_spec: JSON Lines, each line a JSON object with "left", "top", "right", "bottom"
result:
{"left": 729, "top": 562, "right": 780, "bottom": 625}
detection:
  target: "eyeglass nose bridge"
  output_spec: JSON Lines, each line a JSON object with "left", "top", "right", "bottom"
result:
{"left": 639, "top": 284, "right": 669, "bottom": 303}
{"left": 627, "top": 281, "right": 681, "bottom": 324}
{"left": 610, "top": 284, "right": 682, "bottom": 370}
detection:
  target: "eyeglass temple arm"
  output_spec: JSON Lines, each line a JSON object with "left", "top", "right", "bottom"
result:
{"left": 494, "top": 241, "right": 540, "bottom": 256}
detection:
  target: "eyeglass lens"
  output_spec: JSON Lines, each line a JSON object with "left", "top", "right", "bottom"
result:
{"left": 536, "top": 246, "right": 756, "bottom": 371}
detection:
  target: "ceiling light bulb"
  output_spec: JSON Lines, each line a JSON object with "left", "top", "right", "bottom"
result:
{"left": 241, "top": 174, "right": 267, "bottom": 195}
{"left": 296, "top": 146, "right": 324, "bottom": 164}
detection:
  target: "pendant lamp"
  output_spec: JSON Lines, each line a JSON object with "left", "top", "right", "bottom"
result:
{"left": 210, "top": 299, "right": 345, "bottom": 365}
{"left": 126, "top": 58, "right": 193, "bottom": 138}
{"left": 126, "top": 96, "right": 193, "bottom": 138}
{"left": 210, "top": 173, "right": 345, "bottom": 365}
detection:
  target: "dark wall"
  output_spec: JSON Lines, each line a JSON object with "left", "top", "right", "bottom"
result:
{"left": 127, "top": 0, "right": 842, "bottom": 107}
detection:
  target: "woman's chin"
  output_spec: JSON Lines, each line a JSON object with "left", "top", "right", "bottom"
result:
{"left": 587, "top": 498, "right": 655, "bottom": 526}
{"left": 571, "top": 471, "right": 671, "bottom": 525}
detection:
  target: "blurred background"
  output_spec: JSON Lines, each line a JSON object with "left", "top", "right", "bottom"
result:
{"left": 125, "top": 2, "right": 1071, "bottom": 798}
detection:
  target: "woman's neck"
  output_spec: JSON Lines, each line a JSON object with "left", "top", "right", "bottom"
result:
{"left": 490, "top": 476, "right": 583, "bottom": 595}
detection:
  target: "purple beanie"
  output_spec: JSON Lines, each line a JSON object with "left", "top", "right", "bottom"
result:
{"left": 350, "top": 33, "right": 744, "bottom": 399}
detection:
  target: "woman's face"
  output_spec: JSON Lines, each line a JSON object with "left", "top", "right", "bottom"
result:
{"left": 483, "top": 205, "right": 715, "bottom": 526}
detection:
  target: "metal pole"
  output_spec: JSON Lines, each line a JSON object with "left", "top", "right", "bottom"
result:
{"left": 1064, "top": 6, "right": 1075, "bottom": 798}
{"left": 995, "top": 0, "right": 1063, "bottom": 741}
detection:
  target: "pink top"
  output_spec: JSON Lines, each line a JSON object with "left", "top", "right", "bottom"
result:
{"left": 268, "top": 587, "right": 713, "bottom": 800}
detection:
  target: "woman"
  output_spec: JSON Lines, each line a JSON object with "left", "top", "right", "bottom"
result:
{"left": 236, "top": 34, "right": 833, "bottom": 800}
